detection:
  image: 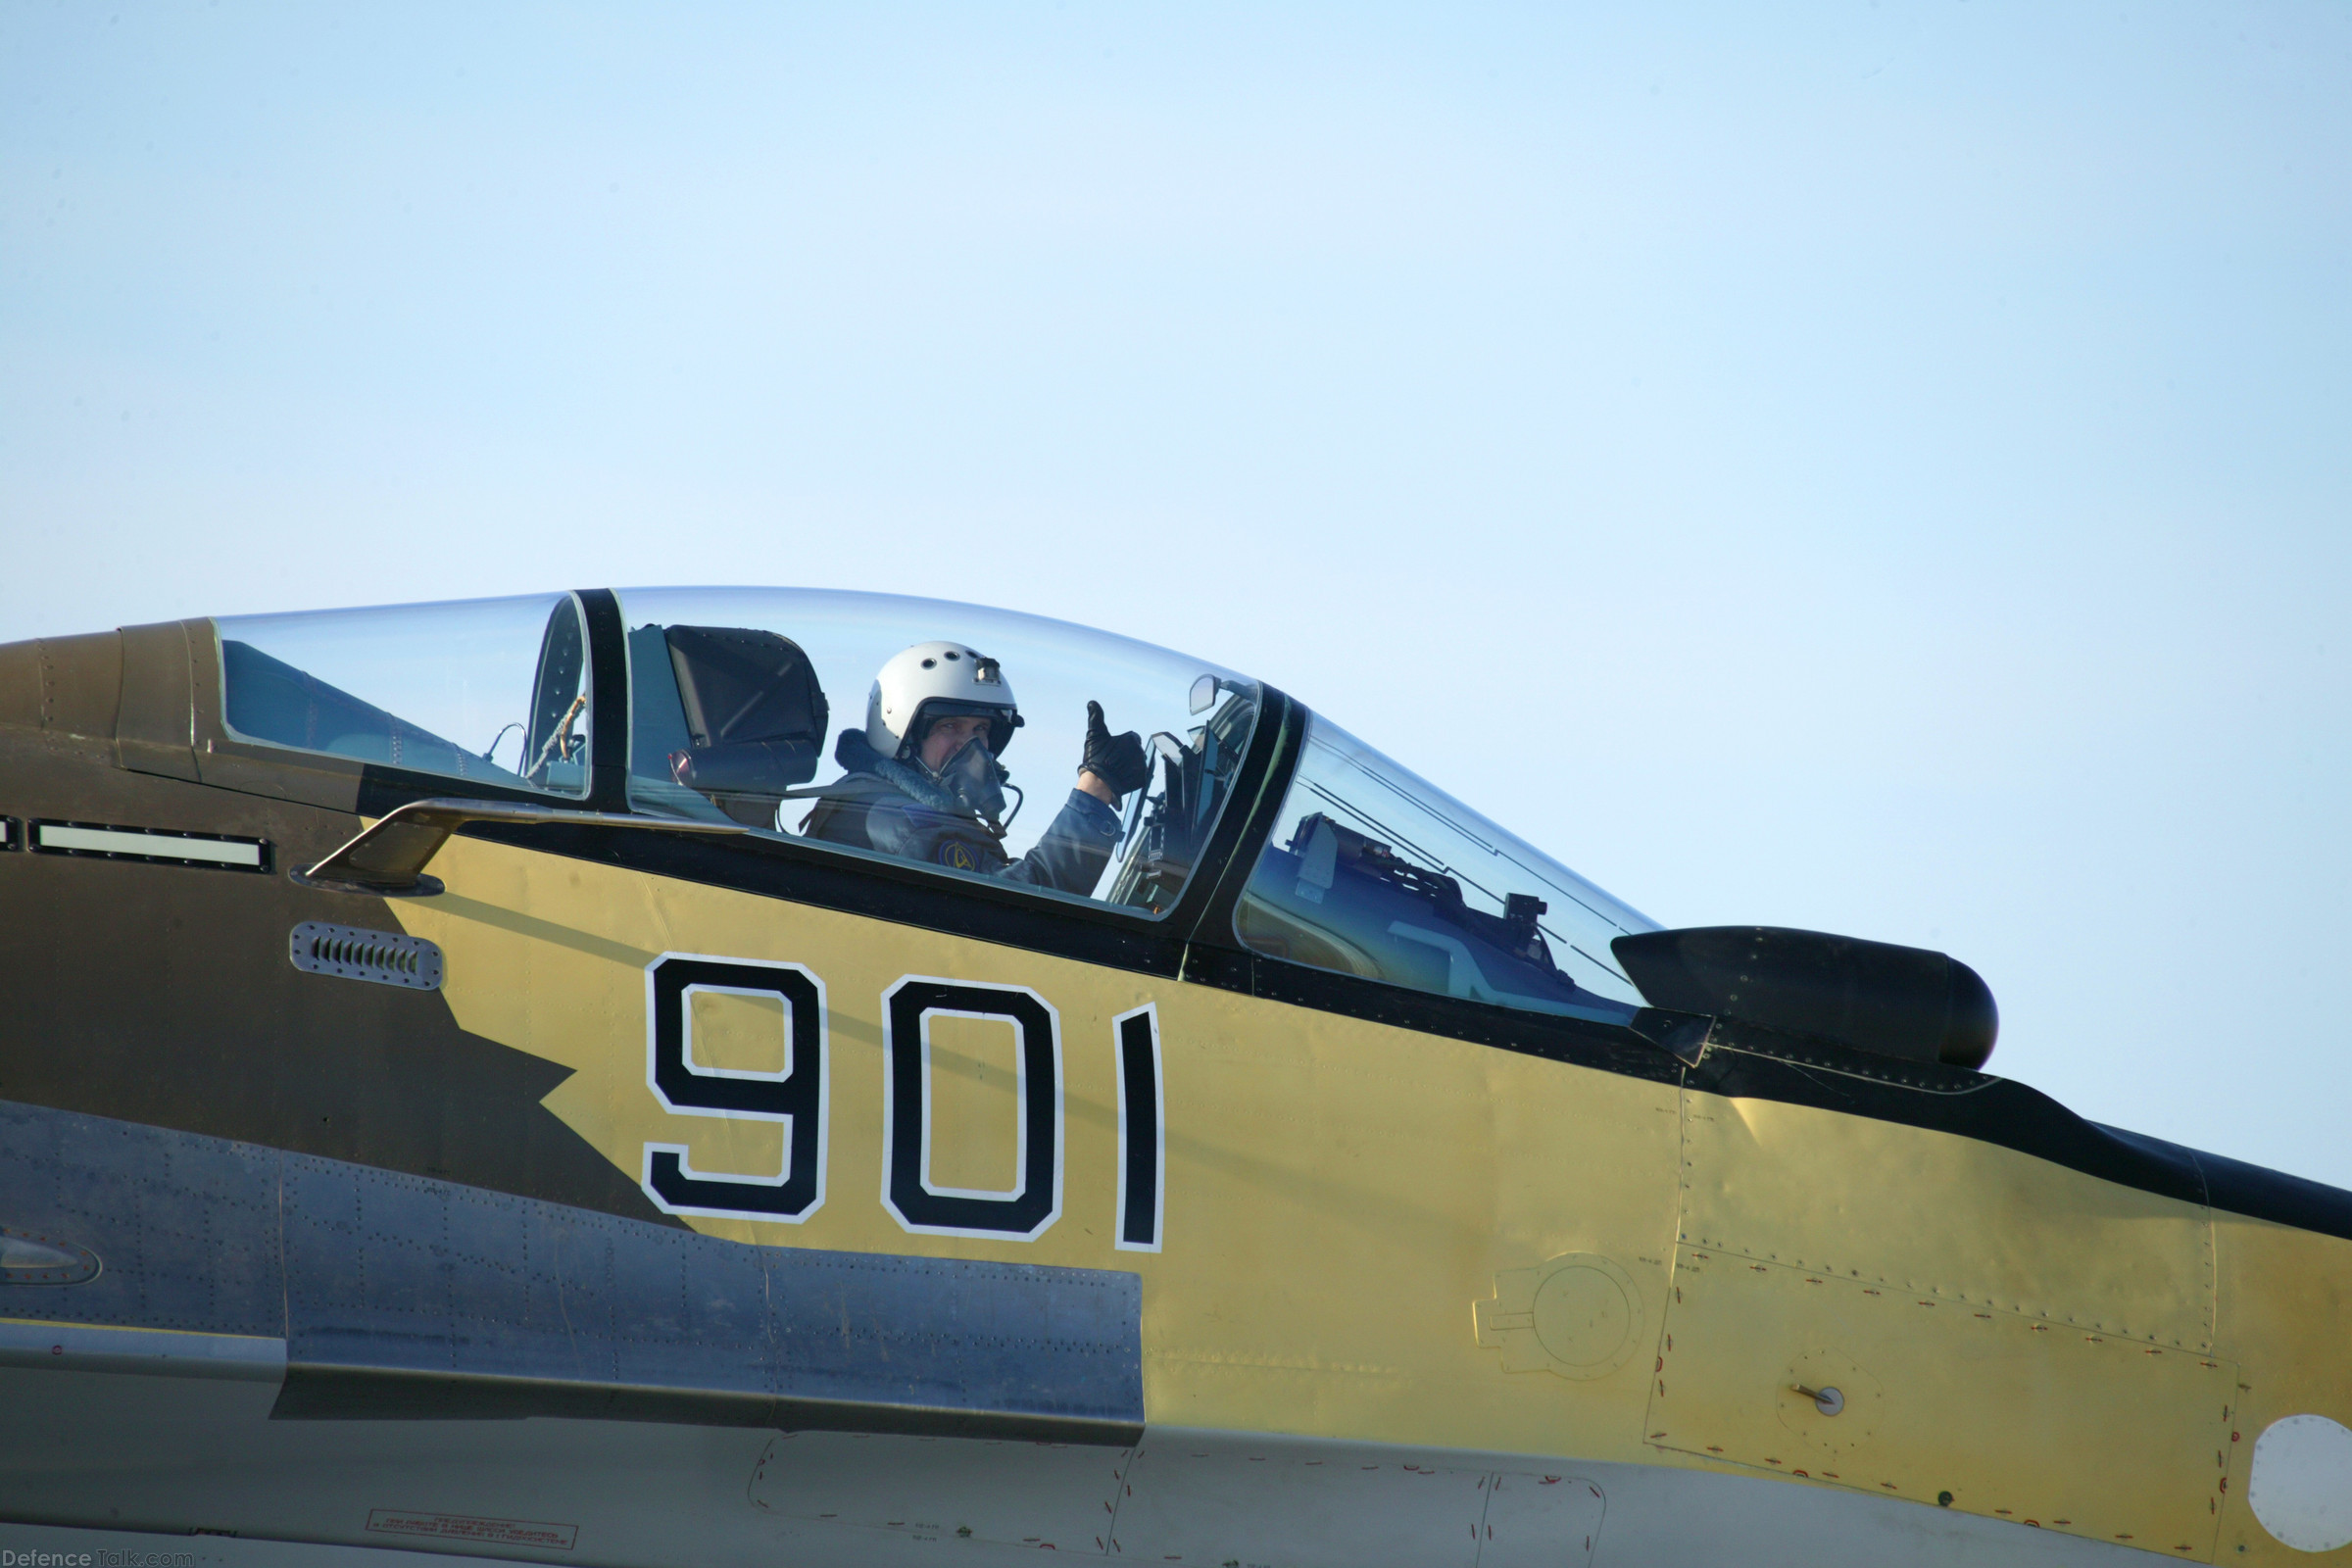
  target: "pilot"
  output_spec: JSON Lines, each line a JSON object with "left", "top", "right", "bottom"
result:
{"left": 797, "top": 641, "right": 1152, "bottom": 897}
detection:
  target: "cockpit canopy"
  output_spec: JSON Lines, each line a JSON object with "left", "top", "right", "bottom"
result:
{"left": 213, "top": 587, "right": 1658, "bottom": 1025}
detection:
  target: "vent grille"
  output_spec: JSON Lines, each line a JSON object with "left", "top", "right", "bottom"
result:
{"left": 289, "top": 921, "right": 443, "bottom": 990}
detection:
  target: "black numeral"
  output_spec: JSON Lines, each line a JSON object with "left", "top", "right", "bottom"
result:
{"left": 640, "top": 955, "right": 827, "bottom": 1220}
{"left": 1114, "top": 1004, "right": 1163, "bottom": 1251}
{"left": 881, "top": 977, "right": 1062, "bottom": 1239}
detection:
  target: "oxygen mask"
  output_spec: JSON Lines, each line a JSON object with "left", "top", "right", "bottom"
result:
{"left": 932, "top": 734, "right": 1017, "bottom": 828}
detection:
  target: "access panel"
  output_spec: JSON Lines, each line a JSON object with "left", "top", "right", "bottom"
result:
{"left": 1646, "top": 1244, "right": 2238, "bottom": 1555}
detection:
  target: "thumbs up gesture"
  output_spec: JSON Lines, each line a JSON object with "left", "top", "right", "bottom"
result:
{"left": 1079, "top": 700, "right": 1151, "bottom": 800}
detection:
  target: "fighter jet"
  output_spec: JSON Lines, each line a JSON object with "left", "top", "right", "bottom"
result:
{"left": 1, "top": 586, "right": 2345, "bottom": 1567}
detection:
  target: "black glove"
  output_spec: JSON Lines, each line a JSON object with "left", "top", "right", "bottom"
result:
{"left": 1081, "top": 700, "right": 1151, "bottom": 797}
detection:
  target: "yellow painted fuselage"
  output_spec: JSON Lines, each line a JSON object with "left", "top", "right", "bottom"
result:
{"left": 386, "top": 831, "right": 2350, "bottom": 1565}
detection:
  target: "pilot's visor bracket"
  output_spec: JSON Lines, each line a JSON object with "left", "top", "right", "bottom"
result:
{"left": 292, "top": 796, "right": 748, "bottom": 898}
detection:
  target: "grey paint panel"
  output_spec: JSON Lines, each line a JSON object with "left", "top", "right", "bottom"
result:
{"left": 0, "top": 1407, "right": 2181, "bottom": 1568}
{"left": 0, "top": 1100, "right": 1141, "bottom": 1439}
{"left": 0, "top": 1317, "right": 285, "bottom": 1380}
{"left": 4, "top": 1097, "right": 288, "bottom": 1338}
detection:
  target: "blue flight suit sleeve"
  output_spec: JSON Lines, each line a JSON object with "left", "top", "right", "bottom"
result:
{"left": 863, "top": 787, "right": 1122, "bottom": 899}
{"left": 999, "top": 788, "right": 1122, "bottom": 896}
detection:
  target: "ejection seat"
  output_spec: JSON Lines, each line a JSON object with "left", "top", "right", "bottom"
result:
{"left": 622, "top": 623, "right": 830, "bottom": 826}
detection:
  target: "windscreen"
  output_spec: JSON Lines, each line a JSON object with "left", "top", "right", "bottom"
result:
{"left": 1237, "top": 714, "right": 1656, "bottom": 1021}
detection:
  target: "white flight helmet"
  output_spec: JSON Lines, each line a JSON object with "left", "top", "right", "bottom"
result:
{"left": 864, "top": 641, "right": 1023, "bottom": 761}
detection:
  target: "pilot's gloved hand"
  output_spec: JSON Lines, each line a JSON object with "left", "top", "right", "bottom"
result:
{"left": 1080, "top": 700, "right": 1151, "bottom": 800}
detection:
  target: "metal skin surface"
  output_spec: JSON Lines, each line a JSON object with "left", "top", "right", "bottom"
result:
{"left": 0, "top": 603, "right": 2348, "bottom": 1567}
{"left": 0, "top": 1101, "right": 1143, "bottom": 1440}
{"left": 0, "top": 1409, "right": 2162, "bottom": 1568}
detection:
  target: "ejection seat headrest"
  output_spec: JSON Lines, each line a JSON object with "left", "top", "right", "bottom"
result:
{"left": 659, "top": 626, "right": 830, "bottom": 820}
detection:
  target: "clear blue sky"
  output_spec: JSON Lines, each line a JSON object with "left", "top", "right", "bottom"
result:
{"left": 5, "top": 4, "right": 2348, "bottom": 1183}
